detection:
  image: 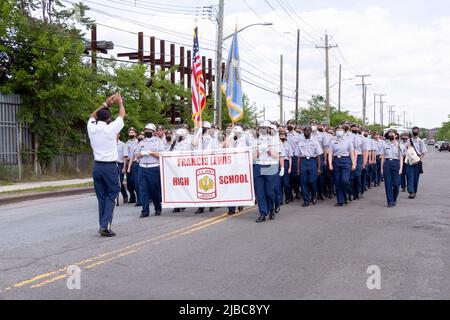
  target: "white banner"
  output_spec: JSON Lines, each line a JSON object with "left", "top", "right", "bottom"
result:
{"left": 159, "top": 148, "right": 255, "bottom": 208}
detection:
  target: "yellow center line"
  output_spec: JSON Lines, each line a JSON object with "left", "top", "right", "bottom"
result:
{"left": 4, "top": 207, "right": 256, "bottom": 291}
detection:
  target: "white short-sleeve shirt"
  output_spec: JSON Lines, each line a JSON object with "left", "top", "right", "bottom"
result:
{"left": 87, "top": 117, "right": 124, "bottom": 162}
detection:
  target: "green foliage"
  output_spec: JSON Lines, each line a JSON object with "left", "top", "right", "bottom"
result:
{"left": 436, "top": 115, "right": 450, "bottom": 141}
{"left": 293, "top": 95, "right": 361, "bottom": 127}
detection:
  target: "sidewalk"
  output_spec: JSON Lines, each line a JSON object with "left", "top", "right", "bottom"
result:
{"left": 0, "top": 178, "right": 93, "bottom": 193}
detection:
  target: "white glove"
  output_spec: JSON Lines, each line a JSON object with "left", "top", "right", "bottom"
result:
{"left": 279, "top": 167, "right": 285, "bottom": 177}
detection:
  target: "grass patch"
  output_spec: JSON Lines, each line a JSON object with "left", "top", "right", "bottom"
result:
{"left": 0, "top": 181, "right": 14, "bottom": 186}
{"left": 0, "top": 182, "right": 94, "bottom": 196}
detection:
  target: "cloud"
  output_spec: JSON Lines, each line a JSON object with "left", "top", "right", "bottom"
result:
{"left": 86, "top": 1, "right": 449, "bottom": 128}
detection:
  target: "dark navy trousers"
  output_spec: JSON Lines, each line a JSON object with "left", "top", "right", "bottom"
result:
{"left": 332, "top": 156, "right": 351, "bottom": 205}
{"left": 132, "top": 162, "right": 141, "bottom": 205}
{"left": 93, "top": 162, "right": 120, "bottom": 230}
{"left": 118, "top": 164, "right": 128, "bottom": 200}
{"left": 280, "top": 159, "right": 292, "bottom": 203}
{"left": 300, "top": 158, "right": 318, "bottom": 204}
{"left": 383, "top": 159, "right": 400, "bottom": 205}
{"left": 254, "top": 164, "right": 278, "bottom": 217}
{"left": 139, "top": 166, "right": 162, "bottom": 214}
{"left": 406, "top": 163, "right": 421, "bottom": 194}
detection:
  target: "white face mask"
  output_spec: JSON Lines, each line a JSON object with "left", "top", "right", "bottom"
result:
{"left": 336, "top": 130, "right": 344, "bottom": 138}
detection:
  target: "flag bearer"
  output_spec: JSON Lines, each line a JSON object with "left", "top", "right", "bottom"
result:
{"left": 87, "top": 93, "right": 125, "bottom": 237}
{"left": 135, "top": 123, "right": 163, "bottom": 218}
{"left": 295, "top": 125, "right": 323, "bottom": 207}
{"left": 328, "top": 125, "right": 356, "bottom": 207}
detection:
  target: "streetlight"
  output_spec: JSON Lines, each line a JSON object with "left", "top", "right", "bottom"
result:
{"left": 223, "top": 23, "right": 274, "bottom": 41}
{"left": 214, "top": 22, "right": 273, "bottom": 128}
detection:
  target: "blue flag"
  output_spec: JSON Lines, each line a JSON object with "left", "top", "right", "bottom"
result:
{"left": 221, "top": 30, "right": 243, "bottom": 124}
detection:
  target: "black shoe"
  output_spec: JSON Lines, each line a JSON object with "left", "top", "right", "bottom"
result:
{"left": 129, "top": 199, "right": 136, "bottom": 204}
{"left": 139, "top": 213, "right": 149, "bottom": 218}
{"left": 302, "top": 203, "right": 310, "bottom": 207}
{"left": 209, "top": 207, "right": 215, "bottom": 212}
{"left": 295, "top": 194, "right": 301, "bottom": 200}
{"left": 173, "top": 208, "right": 181, "bottom": 213}
{"left": 99, "top": 229, "right": 116, "bottom": 237}
{"left": 238, "top": 206, "right": 244, "bottom": 212}
{"left": 155, "top": 211, "right": 161, "bottom": 216}
{"left": 412, "top": 193, "right": 417, "bottom": 199}
{"left": 393, "top": 202, "right": 397, "bottom": 207}
{"left": 256, "top": 216, "right": 266, "bottom": 223}
{"left": 275, "top": 205, "right": 281, "bottom": 213}
{"left": 401, "top": 188, "right": 406, "bottom": 193}
{"left": 269, "top": 212, "right": 275, "bottom": 220}
{"left": 123, "top": 197, "right": 129, "bottom": 204}
{"left": 195, "top": 208, "right": 205, "bottom": 214}
{"left": 135, "top": 203, "right": 142, "bottom": 207}
{"left": 285, "top": 199, "right": 291, "bottom": 204}
{"left": 334, "top": 203, "right": 343, "bottom": 207}
{"left": 318, "top": 195, "right": 325, "bottom": 201}
{"left": 387, "top": 204, "right": 394, "bottom": 208}
{"left": 409, "top": 193, "right": 414, "bottom": 199}
{"left": 228, "top": 210, "right": 236, "bottom": 216}
{"left": 181, "top": 208, "right": 186, "bottom": 211}
{"left": 312, "top": 198, "right": 317, "bottom": 205}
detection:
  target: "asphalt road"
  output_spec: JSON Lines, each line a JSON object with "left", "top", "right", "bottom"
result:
{"left": 1, "top": 148, "right": 449, "bottom": 300}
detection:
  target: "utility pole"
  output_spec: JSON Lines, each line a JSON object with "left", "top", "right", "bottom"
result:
{"left": 295, "top": 29, "right": 300, "bottom": 123}
{"left": 375, "top": 94, "right": 387, "bottom": 127}
{"left": 387, "top": 105, "right": 396, "bottom": 125}
{"left": 279, "top": 54, "right": 284, "bottom": 125}
{"left": 338, "top": 64, "right": 342, "bottom": 112}
{"left": 373, "top": 93, "right": 376, "bottom": 125}
{"left": 403, "top": 111, "right": 406, "bottom": 127}
{"left": 355, "top": 74, "right": 371, "bottom": 125}
{"left": 214, "top": 0, "right": 224, "bottom": 129}
{"left": 316, "top": 33, "right": 337, "bottom": 125}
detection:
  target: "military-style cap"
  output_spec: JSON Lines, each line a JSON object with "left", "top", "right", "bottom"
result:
{"left": 156, "top": 125, "right": 164, "bottom": 131}
{"left": 335, "top": 125, "right": 344, "bottom": 130}
{"left": 309, "top": 119, "right": 318, "bottom": 125}
{"left": 341, "top": 120, "right": 350, "bottom": 125}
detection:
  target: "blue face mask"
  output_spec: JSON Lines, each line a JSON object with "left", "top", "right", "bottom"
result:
{"left": 336, "top": 131, "right": 344, "bottom": 138}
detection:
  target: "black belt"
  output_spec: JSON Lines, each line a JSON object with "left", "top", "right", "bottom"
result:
{"left": 333, "top": 156, "right": 349, "bottom": 159}
{"left": 95, "top": 161, "right": 117, "bottom": 164}
{"left": 385, "top": 158, "right": 399, "bottom": 161}
{"left": 301, "top": 157, "right": 314, "bottom": 160}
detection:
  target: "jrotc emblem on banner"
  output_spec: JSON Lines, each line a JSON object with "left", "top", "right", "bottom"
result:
{"left": 196, "top": 168, "right": 217, "bottom": 200}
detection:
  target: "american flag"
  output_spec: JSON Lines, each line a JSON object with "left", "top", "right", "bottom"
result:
{"left": 191, "top": 27, "right": 206, "bottom": 129}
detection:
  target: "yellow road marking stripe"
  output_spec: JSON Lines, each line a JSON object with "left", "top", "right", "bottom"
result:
{"left": 5, "top": 208, "right": 255, "bottom": 291}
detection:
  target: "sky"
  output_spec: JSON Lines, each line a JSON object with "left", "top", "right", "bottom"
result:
{"left": 68, "top": 0, "right": 450, "bottom": 128}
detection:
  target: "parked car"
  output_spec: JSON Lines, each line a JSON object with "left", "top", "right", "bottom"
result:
{"left": 439, "top": 142, "right": 449, "bottom": 152}
{"left": 427, "top": 139, "right": 435, "bottom": 146}
{"left": 435, "top": 141, "right": 445, "bottom": 148}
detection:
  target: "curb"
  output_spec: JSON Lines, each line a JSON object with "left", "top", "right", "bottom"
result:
{"left": 0, "top": 187, "right": 95, "bottom": 206}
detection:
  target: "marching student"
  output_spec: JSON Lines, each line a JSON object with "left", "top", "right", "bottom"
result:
{"left": 279, "top": 131, "right": 293, "bottom": 205}
{"left": 296, "top": 125, "right": 323, "bottom": 207}
{"left": 409, "top": 127, "right": 427, "bottom": 198}
{"left": 124, "top": 127, "right": 139, "bottom": 204}
{"left": 135, "top": 123, "right": 163, "bottom": 218}
{"left": 253, "top": 121, "right": 281, "bottom": 223}
{"left": 328, "top": 125, "right": 356, "bottom": 207}
{"left": 381, "top": 130, "right": 403, "bottom": 208}
{"left": 116, "top": 133, "right": 128, "bottom": 206}
{"left": 87, "top": 93, "right": 125, "bottom": 237}
{"left": 225, "top": 125, "right": 247, "bottom": 215}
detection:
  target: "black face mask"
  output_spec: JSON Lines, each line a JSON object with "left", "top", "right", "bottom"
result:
{"left": 287, "top": 126, "right": 294, "bottom": 131}
{"left": 129, "top": 135, "right": 135, "bottom": 139}
{"left": 280, "top": 138, "right": 287, "bottom": 142}
{"left": 166, "top": 136, "right": 172, "bottom": 142}
{"left": 202, "top": 128, "right": 208, "bottom": 135}
{"left": 388, "top": 136, "right": 395, "bottom": 141}
{"left": 364, "top": 134, "right": 368, "bottom": 137}
{"left": 304, "top": 133, "right": 311, "bottom": 139}
{"left": 318, "top": 128, "right": 324, "bottom": 132}
{"left": 413, "top": 132, "right": 419, "bottom": 137}
{"left": 178, "top": 136, "right": 184, "bottom": 142}
{"left": 234, "top": 136, "right": 238, "bottom": 141}
{"left": 352, "top": 129, "right": 358, "bottom": 134}
{"left": 402, "top": 139, "right": 408, "bottom": 142}
{"left": 144, "top": 132, "right": 153, "bottom": 138}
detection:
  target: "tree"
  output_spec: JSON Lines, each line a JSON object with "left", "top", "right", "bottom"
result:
{"left": 293, "top": 95, "right": 361, "bottom": 127}
{"left": 436, "top": 115, "right": 450, "bottom": 141}
{"left": 0, "top": 0, "right": 97, "bottom": 170}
